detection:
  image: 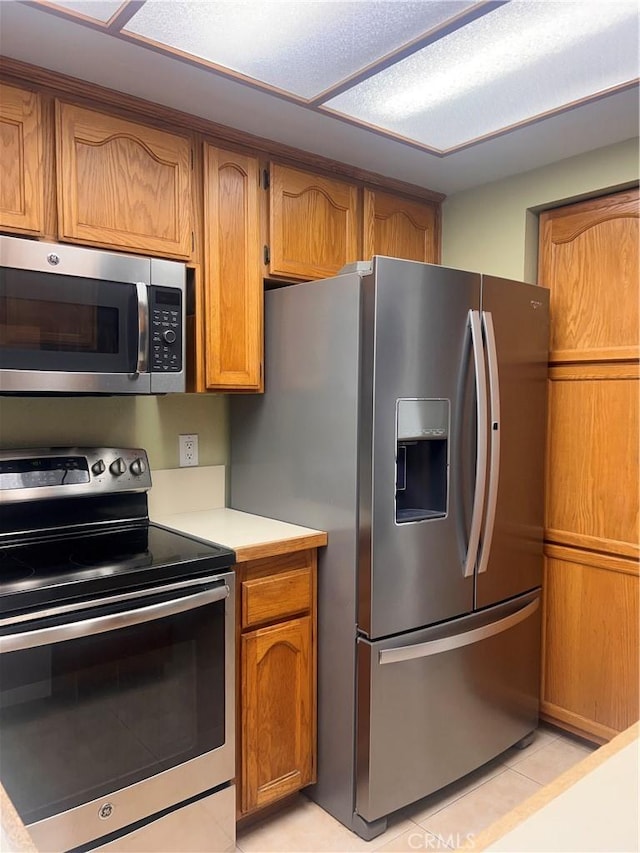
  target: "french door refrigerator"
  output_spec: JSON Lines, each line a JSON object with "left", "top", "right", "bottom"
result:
{"left": 230, "top": 256, "right": 549, "bottom": 840}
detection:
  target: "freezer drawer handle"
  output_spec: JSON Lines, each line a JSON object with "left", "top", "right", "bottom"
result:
{"left": 463, "top": 310, "right": 488, "bottom": 578}
{"left": 477, "top": 311, "right": 501, "bottom": 575}
{"left": 378, "top": 598, "right": 539, "bottom": 665}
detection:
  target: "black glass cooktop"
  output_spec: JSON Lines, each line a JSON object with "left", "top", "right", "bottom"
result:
{"left": 0, "top": 523, "right": 235, "bottom": 615}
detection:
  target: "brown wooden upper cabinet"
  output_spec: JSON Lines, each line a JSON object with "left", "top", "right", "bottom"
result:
{"left": 540, "top": 189, "right": 639, "bottom": 363}
{"left": 203, "top": 143, "right": 263, "bottom": 391}
{"left": 363, "top": 188, "right": 439, "bottom": 264}
{"left": 0, "top": 83, "right": 44, "bottom": 235}
{"left": 55, "top": 101, "right": 192, "bottom": 259}
{"left": 268, "top": 163, "right": 359, "bottom": 280}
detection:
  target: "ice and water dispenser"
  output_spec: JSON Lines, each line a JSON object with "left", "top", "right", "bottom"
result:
{"left": 395, "top": 399, "right": 449, "bottom": 524}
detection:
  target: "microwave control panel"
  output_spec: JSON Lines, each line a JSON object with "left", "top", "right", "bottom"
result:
{"left": 150, "top": 287, "right": 183, "bottom": 373}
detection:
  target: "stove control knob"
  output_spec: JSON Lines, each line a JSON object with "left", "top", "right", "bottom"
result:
{"left": 109, "top": 457, "right": 126, "bottom": 476}
{"left": 130, "top": 457, "right": 146, "bottom": 476}
{"left": 91, "top": 459, "right": 106, "bottom": 476}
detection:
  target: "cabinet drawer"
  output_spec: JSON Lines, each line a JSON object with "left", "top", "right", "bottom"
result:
{"left": 242, "top": 566, "right": 312, "bottom": 629}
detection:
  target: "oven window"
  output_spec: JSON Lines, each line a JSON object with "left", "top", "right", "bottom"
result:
{"left": 0, "top": 268, "right": 138, "bottom": 372}
{"left": 0, "top": 599, "right": 225, "bottom": 825}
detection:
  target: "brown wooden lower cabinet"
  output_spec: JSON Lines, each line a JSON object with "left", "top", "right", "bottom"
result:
{"left": 236, "top": 549, "right": 317, "bottom": 818}
{"left": 541, "top": 546, "right": 639, "bottom": 742}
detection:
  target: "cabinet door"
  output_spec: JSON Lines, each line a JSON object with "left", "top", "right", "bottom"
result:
{"left": 546, "top": 374, "right": 639, "bottom": 557}
{"left": 55, "top": 101, "right": 192, "bottom": 258}
{"left": 363, "top": 188, "right": 439, "bottom": 263}
{"left": 542, "top": 550, "right": 639, "bottom": 740}
{"left": 0, "top": 83, "right": 43, "bottom": 235}
{"left": 203, "top": 144, "right": 262, "bottom": 391}
{"left": 269, "top": 163, "right": 359, "bottom": 280}
{"left": 241, "top": 616, "right": 313, "bottom": 813}
{"left": 540, "top": 188, "right": 639, "bottom": 363}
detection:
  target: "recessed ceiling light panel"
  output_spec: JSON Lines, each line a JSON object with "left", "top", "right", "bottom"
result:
{"left": 323, "top": 0, "right": 640, "bottom": 151}
{"left": 42, "top": 0, "right": 127, "bottom": 23}
{"left": 123, "top": 0, "right": 478, "bottom": 99}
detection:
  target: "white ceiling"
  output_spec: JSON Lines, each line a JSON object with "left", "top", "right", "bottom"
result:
{"left": 0, "top": 0, "right": 638, "bottom": 195}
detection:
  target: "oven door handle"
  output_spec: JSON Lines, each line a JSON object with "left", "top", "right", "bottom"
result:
{"left": 0, "top": 584, "right": 229, "bottom": 654}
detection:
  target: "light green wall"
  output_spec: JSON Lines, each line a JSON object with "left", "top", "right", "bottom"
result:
{"left": 0, "top": 394, "right": 228, "bottom": 471}
{"left": 442, "top": 138, "right": 639, "bottom": 282}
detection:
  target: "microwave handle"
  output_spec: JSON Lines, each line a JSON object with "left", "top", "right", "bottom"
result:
{"left": 133, "top": 282, "right": 149, "bottom": 377}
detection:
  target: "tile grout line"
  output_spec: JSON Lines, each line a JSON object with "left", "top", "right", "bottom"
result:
{"left": 370, "top": 817, "right": 425, "bottom": 852}
{"left": 502, "top": 735, "right": 562, "bottom": 768}
{"left": 411, "top": 771, "right": 511, "bottom": 834}
{"left": 370, "top": 817, "right": 422, "bottom": 853}
{"left": 413, "top": 766, "right": 511, "bottom": 823}
{"left": 496, "top": 732, "right": 599, "bottom": 789}
{"left": 508, "top": 764, "right": 547, "bottom": 785}
{"left": 414, "top": 767, "right": 544, "bottom": 845}
{"left": 424, "top": 730, "right": 570, "bottom": 812}
{"left": 425, "top": 827, "right": 457, "bottom": 850}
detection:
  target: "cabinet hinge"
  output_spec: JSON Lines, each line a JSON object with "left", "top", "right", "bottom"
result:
{"left": 263, "top": 245, "right": 270, "bottom": 265}
{"left": 262, "top": 169, "right": 270, "bottom": 190}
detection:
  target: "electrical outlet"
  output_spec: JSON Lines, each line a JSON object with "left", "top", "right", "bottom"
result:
{"left": 179, "top": 434, "right": 199, "bottom": 467}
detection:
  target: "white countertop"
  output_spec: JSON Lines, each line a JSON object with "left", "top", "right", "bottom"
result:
{"left": 148, "top": 467, "right": 327, "bottom": 561}
{"left": 152, "top": 507, "right": 327, "bottom": 562}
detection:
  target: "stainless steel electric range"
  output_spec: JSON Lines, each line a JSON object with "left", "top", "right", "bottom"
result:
{"left": 0, "top": 447, "right": 236, "bottom": 853}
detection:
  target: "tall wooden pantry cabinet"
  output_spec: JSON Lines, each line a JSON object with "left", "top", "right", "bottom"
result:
{"left": 539, "top": 187, "right": 639, "bottom": 743}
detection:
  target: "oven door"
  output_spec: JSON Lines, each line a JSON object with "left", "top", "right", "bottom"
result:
{"left": 0, "top": 571, "right": 235, "bottom": 852}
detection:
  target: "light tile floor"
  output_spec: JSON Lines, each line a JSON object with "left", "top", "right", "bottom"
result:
{"left": 236, "top": 725, "right": 596, "bottom": 852}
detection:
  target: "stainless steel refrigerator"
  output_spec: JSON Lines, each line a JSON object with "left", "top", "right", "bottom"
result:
{"left": 230, "top": 256, "right": 549, "bottom": 840}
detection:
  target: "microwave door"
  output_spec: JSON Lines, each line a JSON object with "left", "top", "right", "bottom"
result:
{"left": 0, "top": 268, "right": 151, "bottom": 394}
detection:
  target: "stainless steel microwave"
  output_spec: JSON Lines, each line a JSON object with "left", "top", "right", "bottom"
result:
{"left": 0, "top": 235, "right": 186, "bottom": 394}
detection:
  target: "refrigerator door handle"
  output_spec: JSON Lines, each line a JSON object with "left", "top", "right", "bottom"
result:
{"left": 463, "top": 310, "right": 488, "bottom": 578}
{"left": 378, "top": 597, "right": 539, "bottom": 664}
{"left": 478, "top": 311, "right": 501, "bottom": 575}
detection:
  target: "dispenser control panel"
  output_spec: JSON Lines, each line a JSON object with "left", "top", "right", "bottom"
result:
{"left": 397, "top": 398, "right": 449, "bottom": 441}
